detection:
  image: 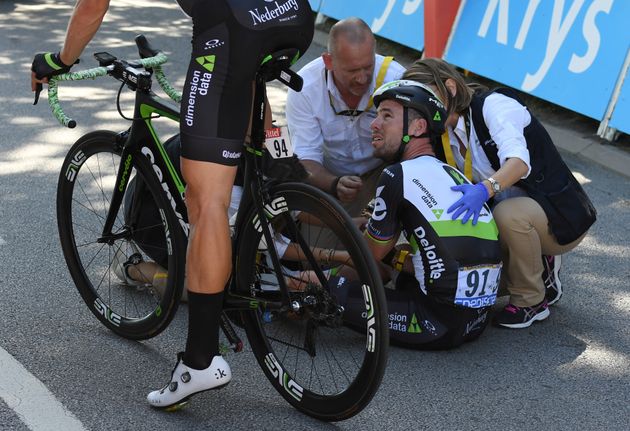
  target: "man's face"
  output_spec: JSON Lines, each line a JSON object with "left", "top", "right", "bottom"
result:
{"left": 371, "top": 100, "right": 404, "bottom": 161}
{"left": 325, "top": 38, "right": 375, "bottom": 97}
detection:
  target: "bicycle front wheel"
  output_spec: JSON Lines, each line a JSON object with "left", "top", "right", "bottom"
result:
{"left": 235, "top": 182, "right": 388, "bottom": 421}
{"left": 56, "top": 131, "right": 186, "bottom": 340}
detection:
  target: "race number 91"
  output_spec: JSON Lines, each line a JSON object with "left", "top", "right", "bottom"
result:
{"left": 454, "top": 264, "right": 501, "bottom": 308}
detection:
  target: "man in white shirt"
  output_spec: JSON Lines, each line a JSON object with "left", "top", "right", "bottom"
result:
{"left": 286, "top": 17, "right": 404, "bottom": 218}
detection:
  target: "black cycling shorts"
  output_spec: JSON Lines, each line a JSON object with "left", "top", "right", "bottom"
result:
{"left": 335, "top": 273, "right": 491, "bottom": 350}
{"left": 180, "top": 0, "right": 314, "bottom": 165}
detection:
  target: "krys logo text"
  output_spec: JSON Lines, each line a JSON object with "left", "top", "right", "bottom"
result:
{"left": 477, "top": 0, "right": 614, "bottom": 92}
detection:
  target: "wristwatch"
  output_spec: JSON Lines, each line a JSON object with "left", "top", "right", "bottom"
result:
{"left": 487, "top": 177, "right": 501, "bottom": 194}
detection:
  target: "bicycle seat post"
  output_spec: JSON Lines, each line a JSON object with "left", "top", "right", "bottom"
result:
{"left": 246, "top": 49, "right": 303, "bottom": 186}
{"left": 250, "top": 73, "right": 268, "bottom": 153}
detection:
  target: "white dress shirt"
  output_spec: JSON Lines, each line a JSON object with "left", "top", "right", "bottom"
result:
{"left": 447, "top": 92, "right": 532, "bottom": 183}
{"left": 286, "top": 55, "right": 405, "bottom": 176}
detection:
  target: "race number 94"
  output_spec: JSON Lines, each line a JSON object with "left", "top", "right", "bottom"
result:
{"left": 264, "top": 126, "right": 293, "bottom": 159}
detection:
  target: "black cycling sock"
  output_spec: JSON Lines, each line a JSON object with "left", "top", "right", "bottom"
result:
{"left": 183, "top": 291, "right": 224, "bottom": 370}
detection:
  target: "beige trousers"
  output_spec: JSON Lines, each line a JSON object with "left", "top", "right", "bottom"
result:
{"left": 493, "top": 197, "right": 586, "bottom": 307}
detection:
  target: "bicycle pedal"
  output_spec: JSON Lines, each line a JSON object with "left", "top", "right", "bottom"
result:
{"left": 164, "top": 400, "right": 189, "bottom": 412}
{"left": 219, "top": 341, "right": 244, "bottom": 354}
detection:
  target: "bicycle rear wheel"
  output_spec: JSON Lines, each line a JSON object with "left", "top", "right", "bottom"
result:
{"left": 56, "top": 131, "right": 186, "bottom": 339}
{"left": 235, "top": 182, "right": 388, "bottom": 421}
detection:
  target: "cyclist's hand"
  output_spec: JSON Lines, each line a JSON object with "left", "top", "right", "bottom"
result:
{"left": 352, "top": 215, "right": 369, "bottom": 231}
{"left": 337, "top": 175, "right": 362, "bottom": 203}
{"left": 31, "top": 52, "right": 75, "bottom": 104}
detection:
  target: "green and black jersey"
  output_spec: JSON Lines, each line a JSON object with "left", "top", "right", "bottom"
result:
{"left": 366, "top": 156, "right": 502, "bottom": 308}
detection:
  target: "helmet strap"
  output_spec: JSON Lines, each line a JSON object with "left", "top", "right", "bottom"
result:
{"left": 392, "top": 107, "right": 410, "bottom": 162}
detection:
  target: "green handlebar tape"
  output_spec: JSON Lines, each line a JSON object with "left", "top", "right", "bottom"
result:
{"left": 46, "top": 52, "right": 179, "bottom": 128}
{"left": 48, "top": 67, "right": 108, "bottom": 128}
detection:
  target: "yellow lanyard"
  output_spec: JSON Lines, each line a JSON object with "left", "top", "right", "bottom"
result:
{"left": 440, "top": 116, "right": 473, "bottom": 181}
{"left": 366, "top": 56, "right": 393, "bottom": 111}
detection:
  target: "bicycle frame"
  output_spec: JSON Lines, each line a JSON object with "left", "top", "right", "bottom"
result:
{"left": 49, "top": 47, "right": 329, "bottom": 339}
{"left": 100, "top": 91, "right": 188, "bottom": 247}
{"left": 227, "top": 62, "right": 331, "bottom": 315}
{"left": 48, "top": 40, "right": 390, "bottom": 418}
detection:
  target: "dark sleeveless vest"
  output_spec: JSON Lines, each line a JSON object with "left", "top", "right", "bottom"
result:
{"left": 468, "top": 88, "right": 596, "bottom": 245}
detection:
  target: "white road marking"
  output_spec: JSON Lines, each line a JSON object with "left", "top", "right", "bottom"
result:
{"left": 0, "top": 347, "right": 87, "bottom": 431}
{"left": 0, "top": 236, "right": 6, "bottom": 245}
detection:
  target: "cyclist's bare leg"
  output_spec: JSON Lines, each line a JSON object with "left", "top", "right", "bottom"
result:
{"left": 145, "top": 155, "right": 236, "bottom": 410}
{"left": 178, "top": 159, "right": 237, "bottom": 369}
{"left": 181, "top": 159, "right": 236, "bottom": 295}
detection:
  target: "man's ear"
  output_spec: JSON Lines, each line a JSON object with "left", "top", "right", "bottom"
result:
{"left": 410, "top": 117, "right": 428, "bottom": 136}
{"left": 322, "top": 52, "right": 333, "bottom": 71}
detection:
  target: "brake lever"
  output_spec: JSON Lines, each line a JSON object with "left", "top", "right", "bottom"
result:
{"left": 33, "top": 82, "right": 42, "bottom": 105}
{"left": 33, "top": 57, "right": 80, "bottom": 106}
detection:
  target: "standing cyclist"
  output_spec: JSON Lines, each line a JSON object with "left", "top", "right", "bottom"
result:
{"left": 334, "top": 80, "right": 502, "bottom": 349}
{"left": 31, "top": 0, "right": 314, "bottom": 409}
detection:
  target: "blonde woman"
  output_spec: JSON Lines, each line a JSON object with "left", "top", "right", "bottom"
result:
{"left": 402, "top": 58, "right": 596, "bottom": 329}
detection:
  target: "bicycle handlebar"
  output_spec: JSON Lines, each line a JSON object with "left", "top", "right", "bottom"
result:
{"left": 48, "top": 51, "right": 182, "bottom": 128}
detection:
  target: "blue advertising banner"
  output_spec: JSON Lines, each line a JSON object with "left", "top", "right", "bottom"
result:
{"left": 308, "top": 0, "right": 322, "bottom": 11}
{"left": 444, "top": 0, "right": 630, "bottom": 122}
{"left": 318, "top": 0, "right": 424, "bottom": 51}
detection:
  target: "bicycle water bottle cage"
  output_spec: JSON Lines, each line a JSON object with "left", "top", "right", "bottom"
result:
{"left": 259, "top": 48, "right": 303, "bottom": 92}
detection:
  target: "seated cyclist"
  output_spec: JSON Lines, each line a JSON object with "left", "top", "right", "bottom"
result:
{"left": 331, "top": 80, "right": 503, "bottom": 349}
{"left": 116, "top": 81, "right": 504, "bottom": 350}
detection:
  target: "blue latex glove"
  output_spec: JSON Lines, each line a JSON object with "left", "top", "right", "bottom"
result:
{"left": 447, "top": 183, "right": 489, "bottom": 225}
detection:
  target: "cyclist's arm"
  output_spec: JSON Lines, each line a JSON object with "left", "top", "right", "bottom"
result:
{"left": 363, "top": 165, "right": 405, "bottom": 277}
{"left": 60, "top": 0, "right": 111, "bottom": 65}
{"left": 31, "top": 0, "right": 110, "bottom": 91}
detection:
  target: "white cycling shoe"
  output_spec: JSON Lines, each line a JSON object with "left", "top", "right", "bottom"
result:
{"left": 147, "top": 353, "right": 231, "bottom": 410}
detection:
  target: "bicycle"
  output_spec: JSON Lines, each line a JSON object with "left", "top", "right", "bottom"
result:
{"left": 46, "top": 35, "right": 388, "bottom": 421}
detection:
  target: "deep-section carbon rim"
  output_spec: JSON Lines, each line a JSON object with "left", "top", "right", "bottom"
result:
{"left": 237, "top": 183, "right": 388, "bottom": 421}
{"left": 56, "top": 131, "right": 185, "bottom": 340}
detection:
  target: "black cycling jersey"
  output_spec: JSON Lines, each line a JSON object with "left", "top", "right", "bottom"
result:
{"left": 180, "top": 0, "right": 314, "bottom": 165}
{"left": 366, "top": 155, "right": 502, "bottom": 308}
